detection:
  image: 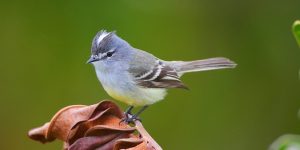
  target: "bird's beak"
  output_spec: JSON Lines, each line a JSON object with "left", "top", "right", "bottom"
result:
{"left": 86, "top": 57, "right": 100, "bottom": 64}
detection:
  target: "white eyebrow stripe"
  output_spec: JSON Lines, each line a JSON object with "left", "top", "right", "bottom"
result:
{"left": 102, "top": 48, "right": 116, "bottom": 56}
{"left": 97, "top": 32, "right": 109, "bottom": 45}
{"left": 108, "top": 49, "right": 116, "bottom": 53}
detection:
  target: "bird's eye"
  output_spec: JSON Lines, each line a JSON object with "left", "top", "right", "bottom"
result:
{"left": 106, "top": 51, "right": 115, "bottom": 57}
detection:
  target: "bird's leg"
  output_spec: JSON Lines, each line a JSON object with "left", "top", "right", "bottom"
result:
{"left": 120, "top": 106, "right": 134, "bottom": 124}
{"left": 133, "top": 105, "right": 148, "bottom": 118}
{"left": 124, "top": 105, "right": 134, "bottom": 117}
{"left": 125, "top": 105, "right": 149, "bottom": 123}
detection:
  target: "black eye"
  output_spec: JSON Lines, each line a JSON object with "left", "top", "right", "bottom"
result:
{"left": 106, "top": 51, "right": 115, "bottom": 57}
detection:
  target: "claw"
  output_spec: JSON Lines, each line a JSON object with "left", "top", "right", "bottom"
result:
{"left": 126, "top": 115, "right": 140, "bottom": 123}
{"left": 119, "top": 105, "right": 147, "bottom": 125}
{"left": 119, "top": 115, "right": 141, "bottom": 125}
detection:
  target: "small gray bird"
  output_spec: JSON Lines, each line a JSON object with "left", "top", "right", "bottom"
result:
{"left": 87, "top": 30, "right": 236, "bottom": 123}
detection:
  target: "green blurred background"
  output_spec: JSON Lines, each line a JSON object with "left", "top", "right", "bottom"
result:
{"left": 0, "top": 0, "right": 299, "bottom": 149}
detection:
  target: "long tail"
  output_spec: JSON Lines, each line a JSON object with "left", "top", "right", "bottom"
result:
{"left": 169, "top": 57, "right": 237, "bottom": 75}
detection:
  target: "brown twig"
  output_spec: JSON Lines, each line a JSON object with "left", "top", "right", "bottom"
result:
{"left": 134, "top": 120, "right": 162, "bottom": 150}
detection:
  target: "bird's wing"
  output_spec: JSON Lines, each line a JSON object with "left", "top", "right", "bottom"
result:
{"left": 128, "top": 49, "right": 188, "bottom": 89}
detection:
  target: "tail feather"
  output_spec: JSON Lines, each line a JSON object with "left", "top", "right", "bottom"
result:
{"left": 170, "top": 57, "right": 236, "bottom": 75}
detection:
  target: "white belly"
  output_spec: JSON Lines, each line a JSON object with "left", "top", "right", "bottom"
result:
{"left": 95, "top": 69, "right": 167, "bottom": 106}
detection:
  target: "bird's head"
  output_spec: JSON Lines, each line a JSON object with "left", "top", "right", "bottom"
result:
{"left": 87, "top": 30, "right": 130, "bottom": 64}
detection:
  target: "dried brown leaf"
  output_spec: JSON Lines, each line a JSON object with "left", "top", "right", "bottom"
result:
{"left": 28, "top": 100, "right": 162, "bottom": 150}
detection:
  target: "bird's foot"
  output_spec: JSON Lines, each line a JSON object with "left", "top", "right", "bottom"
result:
{"left": 120, "top": 115, "right": 141, "bottom": 124}
{"left": 124, "top": 111, "right": 132, "bottom": 118}
{"left": 120, "top": 114, "right": 141, "bottom": 124}
{"left": 119, "top": 105, "right": 147, "bottom": 125}
{"left": 124, "top": 106, "right": 133, "bottom": 117}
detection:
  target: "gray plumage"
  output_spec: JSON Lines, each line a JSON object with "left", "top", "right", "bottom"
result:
{"left": 88, "top": 30, "right": 237, "bottom": 106}
{"left": 169, "top": 57, "right": 236, "bottom": 74}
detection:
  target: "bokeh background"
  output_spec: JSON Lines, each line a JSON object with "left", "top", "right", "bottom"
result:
{"left": 0, "top": 0, "right": 299, "bottom": 149}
